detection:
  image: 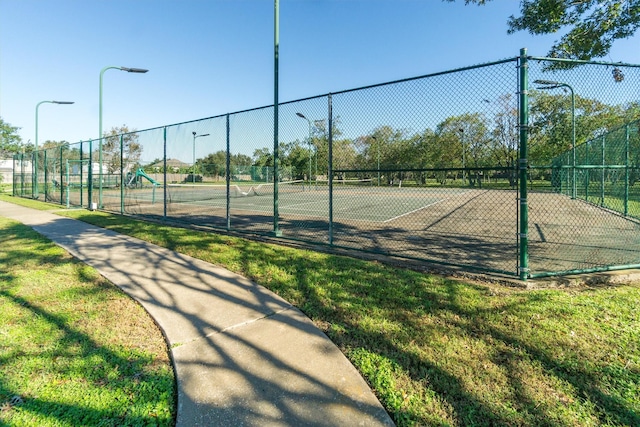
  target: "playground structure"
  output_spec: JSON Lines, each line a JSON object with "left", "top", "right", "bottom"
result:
{"left": 127, "top": 168, "right": 159, "bottom": 188}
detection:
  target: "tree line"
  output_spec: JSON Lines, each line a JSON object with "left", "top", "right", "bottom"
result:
{"left": 5, "top": 90, "right": 640, "bottom": 187}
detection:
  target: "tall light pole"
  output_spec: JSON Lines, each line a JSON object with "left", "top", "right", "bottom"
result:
{"left": 534, "top": 79, "right": 576, "bottom": 199}
{"left": 273, "top": 0, "right": 281, "bottom": 236}
{"left": 35, "top": 100, "right": 74, "bottom": 198}
{"left": 99, "top": 66, "right": 148, "bottom": 207}
{"left": 296, "top": 112, "right": 313, "bottom": 189}
{"left": 192, "top": 132, "right": 210, "bottom": 183}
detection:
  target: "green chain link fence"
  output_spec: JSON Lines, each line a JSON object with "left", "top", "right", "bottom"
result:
{"left": 13, "top": 50, "right": 640, "bottom": 280}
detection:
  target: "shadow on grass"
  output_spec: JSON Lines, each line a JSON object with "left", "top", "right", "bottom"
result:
{"left": 0, "top": 289, "right": 175, "bottom": 426}
{"left": 14, "top": 208, "right": 640, "bottom": 426}
{"left": 234, "top": 240, "right": 640, "bottom": 426}
{"left": 0, "top": 220, "right": 174, "bottom": 426}
{"left": 1, "top": 208, "right": 393, "bottom": 426}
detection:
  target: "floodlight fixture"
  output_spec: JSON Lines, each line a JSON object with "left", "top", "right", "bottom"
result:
{"left": 120, "top": 67, "right": 149, "bottom": 73}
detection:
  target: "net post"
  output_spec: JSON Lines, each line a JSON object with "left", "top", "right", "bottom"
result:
{"left": 518, "top": 48, "right": 530, "bottom": 281}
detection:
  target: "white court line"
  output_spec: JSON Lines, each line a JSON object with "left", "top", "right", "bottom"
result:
{"left": 382, "top": 189, "right": 475, "bottom": 223}
{"left": 182, "top": 189, "right": 474, "bottom": 223}
{"left": 383, "top": 198, "right": 447, "bottom": 223}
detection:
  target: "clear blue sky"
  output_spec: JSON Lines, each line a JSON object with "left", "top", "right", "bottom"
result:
{"left": 2, "top": 0, "right": 640, "bottom": 148}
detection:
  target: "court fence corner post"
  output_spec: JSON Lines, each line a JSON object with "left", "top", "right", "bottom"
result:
{"left": 518, "top": 47, "right": 530, "bottom": 281}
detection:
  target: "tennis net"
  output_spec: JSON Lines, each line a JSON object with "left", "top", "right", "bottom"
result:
{"left": 166, "top": 180, "right": 304, "bottom": 203}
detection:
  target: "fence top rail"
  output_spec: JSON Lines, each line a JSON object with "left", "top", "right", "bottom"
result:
{"left": 529, "top": 56, "right": 640, "bottom": 69}
{"left": 23, "top": 53, "right": 640, "bottom": 152}
{"left": 321, "top": 56, "right": 520, "bottom": 97}
{"left": 53, "top": 56, "right": 521, "bottom": 148}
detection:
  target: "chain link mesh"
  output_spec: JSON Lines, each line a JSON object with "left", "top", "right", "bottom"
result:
{"left": 528, "top": 59, "right": 640, "bottom": 276}
{"left": 12, "top": 54, "right": 640, "bottom": 278}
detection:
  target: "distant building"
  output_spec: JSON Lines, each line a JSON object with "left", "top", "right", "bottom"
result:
{"left": 0, "top": 159, "right": 13, "bottom": 184}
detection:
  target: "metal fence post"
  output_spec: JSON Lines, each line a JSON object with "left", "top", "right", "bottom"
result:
{"left": 79, "top": 142, "right": 84, "bottom": 207}
{"left": 585, "top": 142, "right": 589, "bottom": 202}
{"left": 328, "top": 93, "right": 334, "bottom": 245}
{"left": 44, "top": 150, "right": 48, "bottom": 202}
{"left": 226, "top": 114, "right": 231, "bottom": 231}
{"left": 272, "top": 0, "right": 281, "bottom": 237}
{"left": 120, "top": 134, "right": 124, "bottom": 214}
{"left": 625, "top": 124, "right": 630, "bottom": 216}
{"left": 88, "top": 140, "right": 93, "bottom": 208}
{"left": 518, "top": 48, "right": 530, "bottom": 281}
{"left": 65, "top": 159, "right": 69, "bottom": 208}
{"left": 163, "top": 127, "right": 167, "bottom": 219}
{"left": 31, "top": 151, "right": 36, "bottom": 199}
{"left": 601, "top": 134, "right": 605, "bottom": 206}
{"left": 22, "top": 153, "right": 26, "bottom": 197}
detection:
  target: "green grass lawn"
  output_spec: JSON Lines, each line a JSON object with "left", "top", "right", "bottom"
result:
{"left": 1, "top": 194, "right": 639, "bottom": 426}
{"left": 0, "top": 213, "right": 175, "bottom": 426}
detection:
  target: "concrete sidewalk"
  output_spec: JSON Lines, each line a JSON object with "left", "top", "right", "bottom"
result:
{"left": 0, "top": 201, "right": 394, "bottom": 426}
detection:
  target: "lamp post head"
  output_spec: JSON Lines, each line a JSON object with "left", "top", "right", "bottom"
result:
{"left": 533, "top": 79, "right": 561, "bottom": 86}
{"left": 193, "top": 131, "right": 196, "bottom": 136}
{"left": 296, "top": 112, "right": 307, "bottom": 119}
{"left": 53, "top": 101, "right": 74, "bottom": 105}
{"left": 121, "top": 67, "right": 149, "bottom": 73}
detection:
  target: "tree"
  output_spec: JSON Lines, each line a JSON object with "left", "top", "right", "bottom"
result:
{"left": 284, "top": 142, "right": 312, "bottom": 180}
{"left": 489, "top": 94, "right": 519, "bottom": 186}
{"left": 101, "top": 125, "right": 142, "bottom": 173}
{"left": 199, "top": 150, "right": 227, "bottom": 178}
{"left": 0, "top": 117, "right": 23, "bottom": 157}
{"left": 448, "top": 0, "right": 640, "bottom": 64}
{"left": 435, "top": 113, "right": 492, "bottom": 186}
{"left": 528, "top": 90, "right": 628, "bottom": 163}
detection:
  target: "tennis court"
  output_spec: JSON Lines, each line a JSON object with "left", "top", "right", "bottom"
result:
{"left": 95, "top": 181, "right": 640, "bottom": 277}
{"left": 117, "top": 181, "right": 470, "bottom": 223}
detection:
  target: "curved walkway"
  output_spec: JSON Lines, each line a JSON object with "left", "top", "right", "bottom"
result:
{"left": 0, "top": 201, "right": 394, "bottom": 426}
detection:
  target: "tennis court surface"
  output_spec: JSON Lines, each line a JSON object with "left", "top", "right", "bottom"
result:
{"left": 89, "top": 183, "right": 640, "bottom": 278}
